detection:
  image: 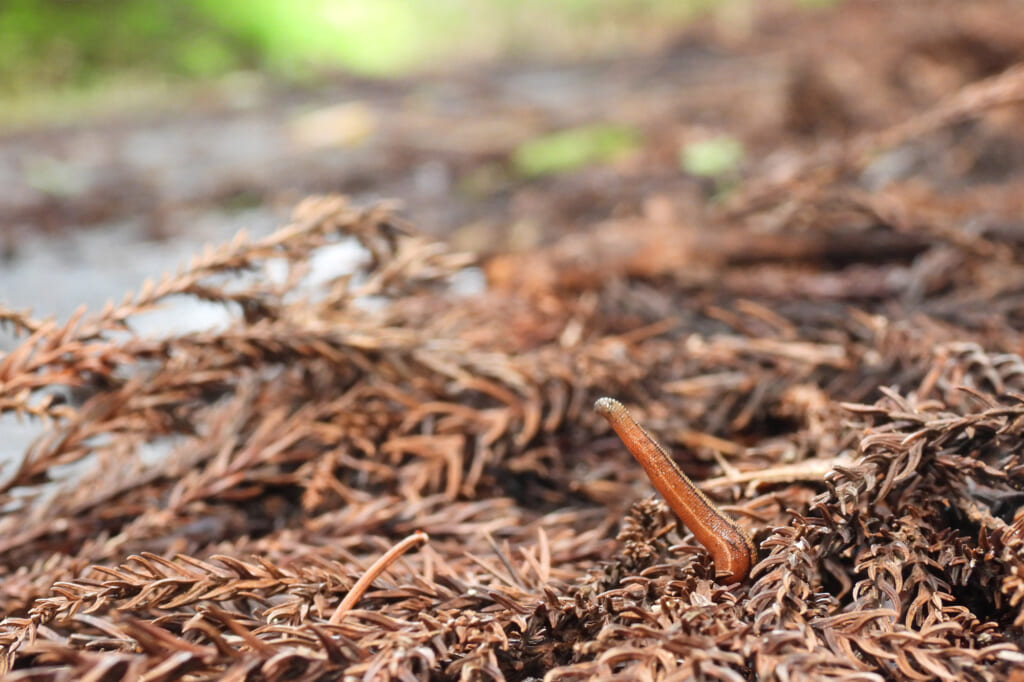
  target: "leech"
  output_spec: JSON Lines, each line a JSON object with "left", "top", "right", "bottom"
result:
{"left": 330, "top": 530, "right": 429, "bottom": 624}
{"left": 594, "top": 397, "right": 756, "bottom": 584}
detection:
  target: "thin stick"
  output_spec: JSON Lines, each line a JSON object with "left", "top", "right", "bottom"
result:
{"left": 329, "top": 531, "right": 429, "bottom": 624}
{"left": 699, "top": 455, "right": 853, "bottom": 492}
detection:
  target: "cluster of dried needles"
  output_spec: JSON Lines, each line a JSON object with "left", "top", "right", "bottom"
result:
{"left": 3, "top": 42, "right": 1024, "bottom": 682}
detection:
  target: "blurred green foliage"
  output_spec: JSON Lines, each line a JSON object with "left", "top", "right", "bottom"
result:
{"left": 513, "top": 124, "right": 641, "bottom": 177}
{"left": 679, "top": 135, "right": 744, "bottom": 178}
{"left": 0, "top": 0, "right": 725, "bottom": 93}
{"left": 0, "top": 1, "right": 233, "bottom": 91}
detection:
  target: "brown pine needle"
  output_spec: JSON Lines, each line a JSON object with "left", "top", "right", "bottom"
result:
{"left": 330, "top": 531, "right": 429, "bottom": 624}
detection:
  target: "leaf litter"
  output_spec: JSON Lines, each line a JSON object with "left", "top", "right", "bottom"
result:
{"left": 3, "top": 3, "right": 1024, "bottom": 680}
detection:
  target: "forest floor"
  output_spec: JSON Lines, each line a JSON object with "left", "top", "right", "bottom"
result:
{"left": 3, "top": 1, "right": 1024, "bottom": 680}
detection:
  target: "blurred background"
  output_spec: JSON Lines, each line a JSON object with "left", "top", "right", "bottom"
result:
{"left": 1, "top": 0, "right": 1022, "bottom": 325}
{"left": 0, "top": 0, "right": 758, "bottom": 320}
{"left": 0, "top": 0, "right": 732, "bottom": 97}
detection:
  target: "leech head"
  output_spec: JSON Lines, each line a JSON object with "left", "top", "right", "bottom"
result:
{"left": 594, "top": 396, "right": 624, "bottom": 420}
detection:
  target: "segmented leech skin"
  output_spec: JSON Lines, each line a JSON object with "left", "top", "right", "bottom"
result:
{"left": 594, "top": 397, "right": 756, "bottom": 584}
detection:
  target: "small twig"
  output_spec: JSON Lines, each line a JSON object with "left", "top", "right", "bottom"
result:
{"left": 699, "top": 455, "right": 852, "bottom": 493}
{"left": 329, "top": 531, "right": 429, "bottom": 624}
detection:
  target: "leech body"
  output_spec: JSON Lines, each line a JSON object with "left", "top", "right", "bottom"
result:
{"left": 594, "top": 397, "right": 756, "bottom": 584}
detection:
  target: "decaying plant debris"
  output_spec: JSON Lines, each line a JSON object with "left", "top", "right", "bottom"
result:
{"left": 5, "top": 7, "right": 1024, "bottom": 682}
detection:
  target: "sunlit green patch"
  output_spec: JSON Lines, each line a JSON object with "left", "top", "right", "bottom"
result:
{"left": 191, "top": 0, "right": 462, "bottom": 78}
{"left": 793, "top": 0, "right": 839, "bottom": 8}
{"left": 512, "top": 124, "right": 641, "bottom": 178}
{"left": 679, "top": 135, "right": 744, "bottom": 178}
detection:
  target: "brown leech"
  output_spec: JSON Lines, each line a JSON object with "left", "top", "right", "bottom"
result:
{"left": 595, "top": 397, "right": 756, "bottom": 584}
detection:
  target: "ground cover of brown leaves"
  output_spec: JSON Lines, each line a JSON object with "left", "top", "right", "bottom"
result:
{"left": 4, "top": 2, "right": 1024, "bottom": 680}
